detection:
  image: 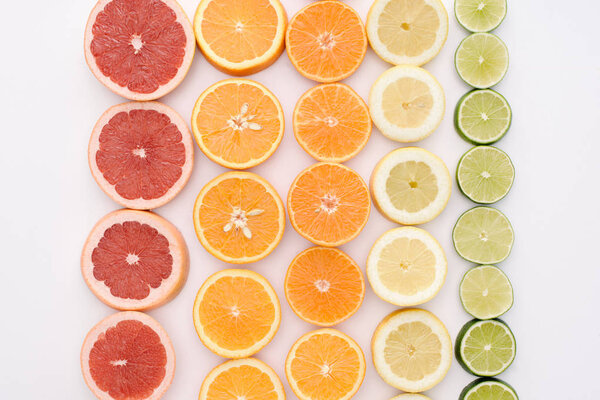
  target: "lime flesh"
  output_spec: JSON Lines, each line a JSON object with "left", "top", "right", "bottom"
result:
{"left": 455, "top": 0, "right": 507, "bottom": 33}
{"left": 460, "top": 265, "right": 513, "bottom": 319}
{"left": 455, "top": 33, "right": 508, "bottom": 89}
{"left": 460, "top": 378, "right": 518, "bottom": 400}
{"left": 457, "top": 146, "right": 514, "bottom": 204}
{"left": 455, "top": 89, "right": 511, "bottom": 144}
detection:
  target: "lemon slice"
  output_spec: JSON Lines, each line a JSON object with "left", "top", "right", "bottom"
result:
{"left": 367, "top": 227, "right": 447, "bottom": 306}
{"left": 371, "top": 147, "right": 451, "bottom": 225}
{"left": 372, "top": 309, "right": 452, "bottom": 392}
{"left": 370, "top": 66, "right": 445, "bottom": 142}
{"left": 391, "top": 395, "right": 431, "bottom": 400}
{"left": 367, "top": 0, "right": 448, "bottom": 66}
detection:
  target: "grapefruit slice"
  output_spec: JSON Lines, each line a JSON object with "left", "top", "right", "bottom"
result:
{"left": 81, "top": 311, "right": 175, "bottom": 400}
{"left": 84, "top": 0, "right": 195, "bottom": 101}
{"left": 89, "top": 102, "right": 194, "bottom": 210}
{"left": 81, "top": 209, "right": 189, "bottom": 311}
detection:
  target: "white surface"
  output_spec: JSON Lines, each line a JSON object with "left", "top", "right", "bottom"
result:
{"left": 1, "top": 0, "right": 599, "bottom": 398}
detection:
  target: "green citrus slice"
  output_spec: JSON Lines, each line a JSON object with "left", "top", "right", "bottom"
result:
{"left": 455, "top": 0, "right": 507, "bottom": 33}
{"left": 460, "top": 265, "right": 513, "bottom": 319}
{"left": 455, "top": 89, "right": 511, "bottom": 144}
{"left": 455, "top": 33, "right": 508, "bottom": 89}
{"left": 460, "top": 378, "right": 518, "bottom": 400}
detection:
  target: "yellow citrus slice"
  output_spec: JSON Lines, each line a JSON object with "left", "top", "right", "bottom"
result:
{"left": 372, "top": 309, "right": 452, "bottom": 392}
{"left": 371, "top": 147, "right": 451, "bottom": 225}
{"left": 367, "top": 0, "right": 449, "bottom": 66}
{"left": 391, "top": 395, "right": 432, "bottom": 400}
{"left": 193, "top": 269, "right": 281, "bottom": 358}
{"left": 199, "top": 358, "right": 285, "bottom": 400}
{"left": 191, "top": 79, "right": 284, "bottom": 169}
{"left": 286, "top": 328, "right": 366, "bottom": 400}
{"left": 367, "top": 227, "right": 447, "bottom": 306}
{"left": 194, "top": 0, "right": 287, "bottom": 75}
{"left": 193, "top": 171, "right": 285, "bottom": 264}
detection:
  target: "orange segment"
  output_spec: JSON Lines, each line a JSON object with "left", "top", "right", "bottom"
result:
{"left": 199, "top": 358, "right": 285, "bottom": 400}
{"left": 285, "top": 247, "right": 365, "bottom": 326}
{"left": 288, "top": 163, "right": 370, "bottom": 247}
{"left": 293, "top": 83, "right": 372, "bottom": 162}
{"left": 193, "top": 269, "right": 281, "bottom": 358}
{"left": 194, "top": 0, "right": 287, "bottom": 75}
{"left": 286, "top": 1, "right": 367, "bottom": 83}
{"left": 192, "top": 79, "right": 284, "bottom": 169}
{"left": 193, "top": 171, "right": 285, "bottom": 263}
{"left": 286, "top": 328, "right": 366, "bottom": 400}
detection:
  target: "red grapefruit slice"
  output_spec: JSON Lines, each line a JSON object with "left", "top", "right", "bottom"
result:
{"left": 81, "top": 209, "right": 189, "bottom": 311}
{"left": 84, "top": 0, "right": 195, "bottom": 101}
{"left": 89, "top": 102, "right": 194, "bottom": 210}
{"left": 81, "top": 311, "right": 175, "bottom": 400}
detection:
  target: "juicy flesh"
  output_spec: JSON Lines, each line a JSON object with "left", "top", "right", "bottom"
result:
{"left": 462, "top": 322, "right": 514, "bottom": 372}
{"left": 459, "top": 91, "right": 510, "bottom": 141}
{"left": 457, "top": 34, "right": 507, "bottom": 87}
{"left": 386, "top": 161, "right": 438, "bottom": 212}
{"left": 456, "top": 0, "right": 506, "bottom": 32}
{"left": 206, "top": 364, "right": 279, "bottom": 400}
{"left": 454, "top": 208, "right": 513, "bottom": 262}
{"left": 459, "top": 147, "right": 513, "bottom": 202}
{"left": 91, "top": 221, "right": 173, "bottom": 300}
{"left": 89, "top": 320, "right": 167, "bottom": 400}
{"left": 382, "top": 77, "right": 434, "bottom": 129}
{"left": 96, "top": 109, "right": 186, "bottom": 201}
{"left": 461, "top": 267, "right": 512, "bottom": 318}
{"left": 90, "top": 0, "right": 187, "bottom": 94}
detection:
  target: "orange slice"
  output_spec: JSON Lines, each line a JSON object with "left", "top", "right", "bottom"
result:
{"left": 199, "top": 358, "right": 285, "bottom": 400}
{"left": 293, "top": 83, "right": 372, "bottom": 163}
{"left": 288, "top": 163, "right": 370, "bottom": 247}
{"left": 286, "top": 328, "right": 366, "bottom": 400}
{"left": 193, "top": 269, "right": 281, "bottom": 358}
{"left": 286, "top": 1, "right": 368, "bottom": 83}
{"left": 194, "top": 0, "right": 287, "bottom": 75}
{"left": 193, "top": 171, "right": 285, "bottom": 264}
{"left": 285, "top": 247, "right": 365, "bottom": 326}
{"left": 192, "top": 79, "right": 284, "bottom": 169}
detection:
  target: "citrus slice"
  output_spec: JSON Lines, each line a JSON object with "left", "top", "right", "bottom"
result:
{"left": 367, "top": 227, "right": 447, "bottom": 306}
{"left": 288, "top": 162, "right": 370, "bottom": 247}
{"left": 193, "top": 171, "right": 285, "bottom": 264}
{"left": 457, "top": 146, "right": 515, "bottom": 204}
{"left": 89, "top": 101, "right": 194, "bottom": 210}
{"left": 293, "top": 83, "right": 372, "bottom": 163}
{"left": 453, "top": 206, "right": 514, "bottom": 264}
{"left": 391, "top": 395, "right": 432, "bottom": 400}
{"left": 199, "top": 358, "right": 285, "bottom": 400}
{"left": 193, "top": 0, "right": 287, "bottom": 75}
{"left": 367, "top": 0, "right": 448, "bottom": 66}
{"left": 372, "top": 309, "right": 452, "bottom": 392}
{"left": 456, "top": 319, "right": 516, "bottom": 376}
{"left": 455, "top": 33, "right": 508, "bottom": 89}
{"left": 286, "top": 328, "right": 366, "bottom": 400}
{"left": 460, "top": 378, "right": 518, "bottom": 400}
{"left": 371, "top": 147, "right": 451, "bottom": 225}
{"left": 455, "top": 0, "right": 507, "bottom": 33}
{"left": 455, "top": 89, "right": 512, "bottom": 144}
{"left": 286, "top": 1, "right": 367, "bottom": 83}
{"left": 81, "top": 311, "right": 175, "bottom": 400}
{"left": 460, "top": 265, "right": 513, "bottom": 320}
{"left": 193, "top": 269, "right": 281, "bottom": 358}
{"left": 370, "top": 66, "right": 445, "bottom": 142}
{"left": 285, "top": 247, "right": 365, "bottom": 327}
{"left": 81, "top": 209, "right": 188, "bottom": 311}
{"left": 191, "top": 79, "right": 284, "bottom": 169}
{"left": 84, "top": 0, "right": 195, "bottom": 101}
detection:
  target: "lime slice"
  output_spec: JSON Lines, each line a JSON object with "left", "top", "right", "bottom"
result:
{"left": 455, "top": 89, "right": 511, "bottom": 144}
{"left": 455, "top": 0, "right": 507, "bottom": 33}
{"left": 460, "top": 265, "right": 513, "bottom": 319}
{"left": 455, "top": 33, "right": 508, "bottom": 89}
{"left": 456, "top": 319, "right": 516, "bottom": 376}
{"left": 457, "top": 146, "right": 514, "bottom": 204}
{"left": 460, "top": 378, "right": 518, "bottom": 400}
{"left": 453, "top": 206, "right": 514, "bottom": 264}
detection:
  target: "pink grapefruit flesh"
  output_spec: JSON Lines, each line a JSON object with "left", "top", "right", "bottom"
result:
{"left": 81, "top": 209, "right": 189, "bottom": 311}
{"left": 84, "top": 0, "right": 195, "bottom": 100}
{"left": 81, "top": 312, "right": 175, "bottom": 400}
{"left": 89, "top": 102, "right": 194, "bottom": 210}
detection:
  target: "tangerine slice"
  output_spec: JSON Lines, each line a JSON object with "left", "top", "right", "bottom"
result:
{"left": 193, "top": 269, "right": 281, "bottom": 358}
{"left": 193, "top": 171, "right": 285, "bottom": 263}
{"left": 286, "top": 328, "right": 366, "bottom": 400}
{"left": 288, "top": 163, "right": 370, "bottom": 247}
{"left": 84, "top": 0, "right": 195, "bottom": 100}
{"left": 286, "top": 1, "right": 368, "bottom": 83}
{"left": 194, "top": 0, "right": 287, "bottom": 75}
{"left": 88, "top": 101, "right": 194, "bottom": 210}
{"left": 191, "top": 79, "right": 284, "bottom": 169}
{"left": 81, "top": 209, "right": 188, "bottom": 311}
{"left": 293, "top": 83, "right": 372, "bottom": 163}
{"left": 285, "top": 247, "right": 365, "bottom": 326}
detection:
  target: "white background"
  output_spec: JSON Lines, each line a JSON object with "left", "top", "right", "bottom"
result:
{"left": 1, "top": 0, "right": 599, "bottom": 398}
